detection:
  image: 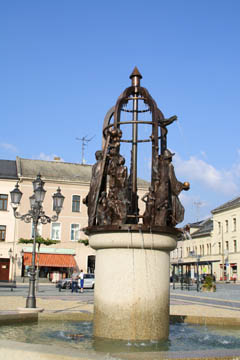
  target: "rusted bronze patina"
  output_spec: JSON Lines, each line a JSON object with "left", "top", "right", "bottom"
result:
{"left": 84, "top": 68, "right": 190, "bottom": 232}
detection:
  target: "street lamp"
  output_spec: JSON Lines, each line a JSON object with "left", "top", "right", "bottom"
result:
{"left": 10, "top": 175, "right": 65, "bottom": 308}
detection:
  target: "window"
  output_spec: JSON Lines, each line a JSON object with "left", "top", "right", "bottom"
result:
{"left": 51, "top": 223, "right": 61, "bottom": 240}
{"left": 71, "top": 224, "right": 80, "bottom": 241}
{"left": 218, "top": 222, "right": 221, "bottom": 234}
{"left": 0, "top": 226, "right": 6, "bottom": 241}
{"left": 225, "top": 241, "right": 229, "bottom": 251}
{"left": 72, "top": 195, "right": 81, "bottom": 212}
{"left": 233, "top": 218, "right": 236, "bottom": 232}
{"left": 234, "top": 240, "right": 237, "bottom": 253}
{"left": 31, "top": 222, "right": 42, "bottom": 239}
{"left": 225, "top": 220, "right": 228, "bottom": 233}
{"left": 218, "top": 242, "right": 221, "bottom": 255}
{"left": 0, "top": 194, "right": 8, "bottom": 211}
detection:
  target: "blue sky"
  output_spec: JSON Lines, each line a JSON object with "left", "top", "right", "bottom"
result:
{"left": 1, "top": 0, "right": 240, "bottom": 225}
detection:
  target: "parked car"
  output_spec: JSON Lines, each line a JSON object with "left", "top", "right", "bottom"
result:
{"left": 56, "top": 274, "right": 95, "bottom": 290}
{"left": 56, "top": 278, "right": 72, "bottom": 290}
{"left": 78, "top": 273, "right": 95, "bottom": 289}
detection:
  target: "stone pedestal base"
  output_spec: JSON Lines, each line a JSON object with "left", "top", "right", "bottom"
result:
{"left": 89, "top": 229, "right": 177, "bottom": 341}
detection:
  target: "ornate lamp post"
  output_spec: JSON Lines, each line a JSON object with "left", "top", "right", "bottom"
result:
{"left": 10, "top": 174, "right": 65, "bottom": 308}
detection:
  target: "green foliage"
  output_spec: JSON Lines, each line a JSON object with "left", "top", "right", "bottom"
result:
{"left": 18, "top": 237, "right": 60, "bottom": 251}
{"left": 202, "top": 275, "right": 216, "bottom": 291}
{"left": 78, "top": 239, "right": 89, "bottom": 246}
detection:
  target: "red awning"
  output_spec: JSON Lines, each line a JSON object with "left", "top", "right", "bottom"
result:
{"left": 23, "top": 253, "right": 76, "bottom": 268}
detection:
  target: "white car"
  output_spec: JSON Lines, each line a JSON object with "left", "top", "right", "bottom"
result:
{"left": 78, "top": 273, "right": 95, "bottom": 289}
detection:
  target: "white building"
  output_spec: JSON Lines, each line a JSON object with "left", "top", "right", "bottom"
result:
{"left": 171, "top": 197, "right": 240, "bottom": 282}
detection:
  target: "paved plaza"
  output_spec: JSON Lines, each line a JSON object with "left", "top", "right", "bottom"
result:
{"left": 0, "top": 282, "right": 240, "bottom": 320}
{"left": 1, "top": 282, "right": 240, "bottom": 359}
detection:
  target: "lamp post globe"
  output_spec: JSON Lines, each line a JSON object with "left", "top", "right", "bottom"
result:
{"left": 10, "top": 183, "right": 22, "bottom": 208}
{"left": 52, "top": 187, "right": 65, "bottom": 213}
{"left": 32, "top": 173, "right": 44, "bottom": 192}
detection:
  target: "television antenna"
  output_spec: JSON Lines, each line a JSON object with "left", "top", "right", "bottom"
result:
{"left": 193, "top": 201, "right": 203, "bottom": 222}
{"left": 76, "top": 135, "right": 95, "bottom": 164}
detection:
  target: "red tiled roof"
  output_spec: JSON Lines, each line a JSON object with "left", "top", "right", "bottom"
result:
{"left": 23, "top": 252, "right": 76, "bottom": 268}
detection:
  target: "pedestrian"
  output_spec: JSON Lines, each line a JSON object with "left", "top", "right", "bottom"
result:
{"left": 79, "top": 270, "right": 84, "bottom": 293}
{"left": 71, "top": 269, "right": 79, "bottom": 293}
{"left": 233, "top": 273, "right": 237, "bottom": 284}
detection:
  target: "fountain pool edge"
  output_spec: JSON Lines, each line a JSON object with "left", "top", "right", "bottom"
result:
{"left": 1, "top": 312, "right": 240, "bottom": 359}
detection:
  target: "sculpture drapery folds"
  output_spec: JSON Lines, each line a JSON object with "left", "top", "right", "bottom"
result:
{"left": 83, "top": 68, "right": 190, "bottom": 230}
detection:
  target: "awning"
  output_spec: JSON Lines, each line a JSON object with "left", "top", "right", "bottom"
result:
{"left": 23, "top": 253, "right": 76, "bottom": 268}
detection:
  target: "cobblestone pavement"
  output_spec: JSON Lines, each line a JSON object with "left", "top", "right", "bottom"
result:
{"left": 170, "top": 282, "right": 240, "bottom": 318}
{"left": 0, "top": 282, "right": 240, "bottom": 319}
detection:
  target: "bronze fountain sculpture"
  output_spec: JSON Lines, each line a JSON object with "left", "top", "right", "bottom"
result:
{"left": 84, "top": 68, "right": 190, "bottom": 341}
{"left": 84, "top": 67, "right": 189, "bottom": 232}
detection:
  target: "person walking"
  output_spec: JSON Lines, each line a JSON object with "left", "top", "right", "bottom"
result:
{"left": 233, "top": 273, "right": 237, "bottom": 284}
{"left": 79, "top": 270, "right": 84, "bottom": 293}
{"left": 71, "top": 269, "right": 79, "bottom": 293}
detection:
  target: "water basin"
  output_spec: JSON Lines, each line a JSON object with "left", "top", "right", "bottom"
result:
{"left": 1, "top": 320, "right": 240, "bottom": 354}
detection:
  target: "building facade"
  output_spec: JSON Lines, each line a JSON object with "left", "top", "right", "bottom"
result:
{"left": 171, "top": 197, "right": 240, "bottom": 282}
{"left": 0, "top": 157, "right": 149, "bottom": 282}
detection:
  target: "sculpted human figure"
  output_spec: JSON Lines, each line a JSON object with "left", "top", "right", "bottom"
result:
{"left": 107, "top": 151, "right": 128, "bottom": 225}
{"left": 142, "top": 186, "right": 156, "bottom": 226}
{"left": 159, "top": 115, "right": 177, "bottom": 153}
{"left": 154, "top": 154, "right": 169, "bottom": 226}
{"left": 83, "top": 150, "right": 103, "bottom": 226}
{"left": 163, "top": 149, "right": 190, "bottom": 226}
{"left": 96, "top": 191, "right": 110, "bottom": 225}
{"left": 154, "top": 149, "right": 189, "bottom": 227}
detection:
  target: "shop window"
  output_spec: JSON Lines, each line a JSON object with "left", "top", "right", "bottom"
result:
{"left": 0, "top": 225, "right": 6, "bottom": 241}
{"left": 71, "top": 224, "right": 80, "bottom": 241}
{"left": 72, "top": 195, "right": 81, "bottom": 212}
{"left": 87, "top": 255, "right": 95, "bottom": 273}
{"left": 0, "top": 194, "right": 8, "bottom": 211}
{"left": 51, "top": 223, "right": 61, "bottom": 240}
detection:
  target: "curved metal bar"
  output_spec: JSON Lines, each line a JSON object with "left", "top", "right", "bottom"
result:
{"left": 117, "top": 120, "right": 154, "bottom": 125}
{"left": 121, "top": 108, "right": 150, "bottom": 113}
{"left": 102, "top": 105, "right": 115, "bottom": 148}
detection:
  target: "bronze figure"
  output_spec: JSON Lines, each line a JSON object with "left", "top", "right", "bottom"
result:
{"left": 84, "top": 68, "right": 190, "bottom": 231}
